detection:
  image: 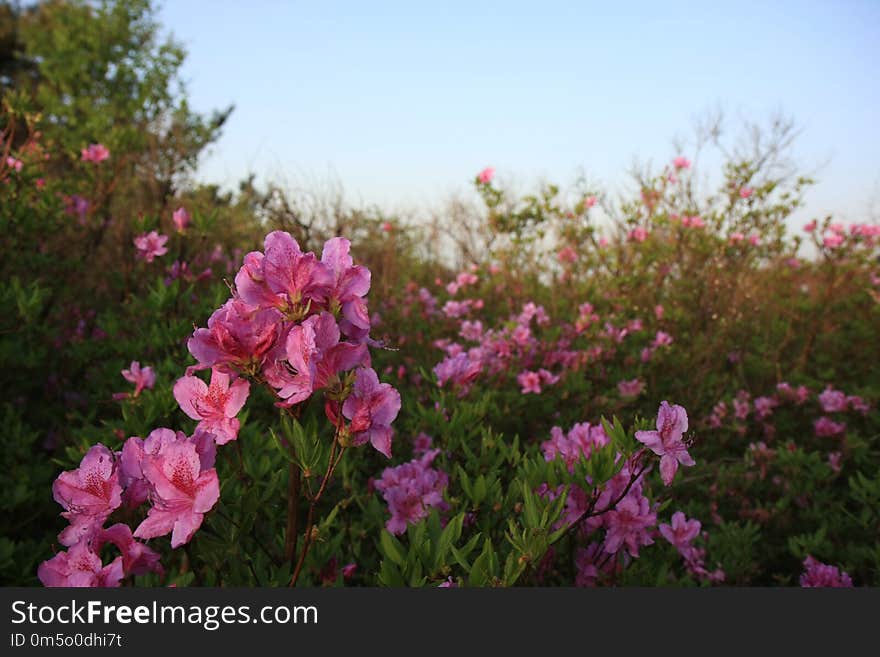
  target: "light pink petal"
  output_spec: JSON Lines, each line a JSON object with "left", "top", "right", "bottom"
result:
{"left": 173, "top": 375, "right": 209, "bottom": 420}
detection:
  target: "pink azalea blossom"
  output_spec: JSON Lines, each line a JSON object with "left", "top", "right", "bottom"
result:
{"left": 94, "top": 523, "right": 164, "bottom": 577}
{"left": 6, "top": 156, "right": 23, "bottom": 171}
{"left": 477, "top": 167, "right": 495, "bottom": 184}
{"left": 517, "top": 370, "right": 542, "bottom": 394}
{"left": 321, "top": 237, "right": 371, "bottom": 335}
{"left": 557, "top": 245, "right": 578, "bottom": 264}
{"left": 80, "top": 143, "right": 110, "bottom": 163}
{"left": 814, "top": 416, "right": 846, "bottom": 438}
{"left": 52, "top": 445, "right": 122, "bottom": 547}
{"left": 628, "top": 227, "right": 648, "bottom": 242}
{"left": 187, "top": 298, "right": 282, "bottom": 374}
{"left": 617, "top": 378, "right": 645, "bottom": 398}
{"left": 799, "top": 556, "right": 853, "bottom": 587}
{"left": 134, "top": 435, "right": 220, "bottom": 548}
{"left": 134, "top": 231, "right": 169, "bottom": 263}
{"left": 172, "top": 207, "right": 191, "bottom": 232}
{"left": 827, "top": 452, "right": 843, "bottom": 474}
{"left": 603, "top": 493, "right": 656, "bottom": 557}
{"left": 38, "top": 540, "right": 123, "bottom": 587}
{"left": 374, "top": 449, "right": 448, "bottom": 534}
{"left": 803, "top": 220, "right": 817, "bottom": 232}
{"left": 818, "top": 386, "right": 847, "bottom": 413}
{"left": 584, "top": 195, "right": 597, "bottom": 209}
{"left": 258, "top": 231, "right": 335, "bottom": 313}
{"left": 634, "top": 401, "right": 695, "bottom": 486}
{"left": 823, "top": 233, "right": 844, "bottom": 248}
{"left": 659, "top": 511, "right": 701, "bottom": 552}
{"left": 174, "top": 368, "right": 250, "bottom": 444}
{"left": 738, "top": 186, "right": 754, "bottom": 199}
{"left": 120, "top": 361, "right": 156, "bottom": 398}
{"left": 342, "top": 367, "right": 401, "bottom": 458}
{"left": 672, "top": 156, "right": 691, "bottom": 170}
{"left": 434, "top": 350, "right": 482, "bottom": 395}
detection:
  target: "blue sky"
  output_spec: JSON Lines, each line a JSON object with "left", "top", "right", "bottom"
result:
{"left": 159, "top": 0, "right": 880, "bottom": 222}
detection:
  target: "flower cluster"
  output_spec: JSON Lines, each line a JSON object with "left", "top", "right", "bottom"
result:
{"left": 374, "top": 449, "right": 449, "bottom": 534}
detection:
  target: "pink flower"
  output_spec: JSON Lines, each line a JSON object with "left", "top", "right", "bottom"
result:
{"left": 634, "top": 401, "right": 695, "bottom": 486}
{"left": 187, "top": 298, "right": 282, "bottom": 374}
{"left": 672, "top": 156, "right": 691, "bottom": 170}
{"left": 342, "top": 367, "right": 401, "bottom": 458}
{"left": 173, "top": 368, "right": 250, "bottom": 444}
{"left": 617, "top": 378, "right": 645, "bottom": 398}
{"left": 260, "top": 231, "right": 334, "bottom": 312}
{"left": 6, "top": 156, "right": 23, "bottom": 171}
{"left": 584, "top": 195, "right": 597, "bottom": 209}
{"left": 827, "top": 452, "right": 843, "bottom": 474}
{"left": 120, "top": 361, "right": 156, "bottom": 398}
{"left": 172, "top": 207, "right": 191, "bottom": 232}
{"left": 434, "top": 350, "right": 482, "bottom": 395}
{"left": 729, "top": 232, "right": 745, "bottom": 244}
{"left": 52, "top": 445, "right": 122, "bottom": 547}
{"left": 133, "top": 231, "right": 169, "bottom": 263}
{"left": 517, "top": 370, "right": 542, "bottom": 394}
{"left": 659, "top": 511, "right": 701, "bottom": 552}
{"left": 38, "top": 540, "right": 123, "bottom": 587}
{"left": 654, "top": 304, "right": 664, "bottom": 320}
{"left": 94, "top": 523, "right": 164, "bottom": 577}
{"left": 80, "top": 143, "right": 110, "bottom": 163}
{"left": 628, "top": 227, "right": 648, "bottom": 242}
{"left": 652, "top": 330, "right": 673, "bottom": 348}
{"left": 133, "top": 434, "right": 220, "bottom": 548}
{"left": 800, "top": 556, "right": 853, "bottom": 587}
{"left": 803, "top": 220, "right": 817, "bottom": 232}
{"left": 738, "top": 187, "right": 753, "bottom": 199}
{"left": 814, "top": 416, "right": 846, "bottom": 438}
{"left": 557, "top": 245, "right": 578, "bottom": 263}
{"left": 381, "top": 221, "right": 393, "bottom": 232}
{"left": 604, "top": 493, "right": 656, "bottom": 557}
{"left": 374, "top": 450, "right": 448, "bottom": 534}
{"left": 477, "top": 167, "right": 495, "bottom": 184}
{"left": 823, "top": 233, "right": 844, "bottom": 248}
{"left": 321, "top": 237, "right": 372, "bottom": 336}
{"left": 818, "top": 386, "right": 847, "bottom": 413}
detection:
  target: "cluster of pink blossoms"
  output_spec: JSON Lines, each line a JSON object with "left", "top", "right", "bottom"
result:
{"left": 541, "top": 421, "right": 609, "bottom": 470}
{"left": 659, "top": 512, "right": 724, "bottom": 583}
{"left": 799, "top": 556, "right": 853, "bottom": 587}
{"left": 374, "top": 449, "right": 449, "bottom": 534}
{"left": 80, "top": 143, "right": 109, "bottom": 163}
{"left": 41, "top": 231, "right": 398, "bottom": 586}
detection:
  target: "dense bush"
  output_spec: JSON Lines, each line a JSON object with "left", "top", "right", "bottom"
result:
{"left": 1, "top": 0, "right": 877, "bottom": 587}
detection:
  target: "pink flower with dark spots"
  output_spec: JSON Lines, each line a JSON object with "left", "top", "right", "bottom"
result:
{"left": 342, "top": 367, "right": 401, "bottom": 458}
{"left": 52, "top": 445, "right": 122, "bottom": 547}
{"left": 172, "top": 207, "right": 190, "bottom": 233}
{"left": 120, "top": 361, "right": 156, "bottom": 398}
{"left": 38, "top": 540, "right": 123, "bottom": 587}
{"left": 635, "top": 401, "right": 695, "bottom": 486}
{"left": 133, "top": 435, "right": 220, "bottom": 548}
{"left": 173, "top": 368, "right": 250, "bottom": 444}
{"left": 80, "top": 143, "right": 110, "bottom": 163}
{"left": 187, "top": 298, "right": 282, "bottom": 374}
{"left": 133, "top": 231, "right": 169, "bottom": 263}
{"left": 477, "top": 167, "right": 495, "bottom": 184}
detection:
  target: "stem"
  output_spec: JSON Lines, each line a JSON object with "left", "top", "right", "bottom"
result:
{"left": 284, "top": 460, "right": 301, "bottom": 563}
{"left": 289, "top": 445, "right": 346, "bottom": 586}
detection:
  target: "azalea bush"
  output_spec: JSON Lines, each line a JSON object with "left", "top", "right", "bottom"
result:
{"left": 2, "top": 0, "right": 879, "bottom": 588}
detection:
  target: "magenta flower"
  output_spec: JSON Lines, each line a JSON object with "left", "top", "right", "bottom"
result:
{"left": 134, "top": 435, "right": 220, "bottom": 548}
{"left": 261, "top": 230, "right": 334, "bottom": 312}
{"left": 80, "top": 143, "right": 110, "bottom": 163}
{"left": 120, "top": 361, "right": 156, "bottom": 398}
{"left": 374, "top": 450, "right": 448, "bottom": 534}
{"left": 603, "top": 493, "right": 656, "bottom": 557}
{"left": 635, "top": 401, "right": 695, "bottom": 486}
{"left": 617, "top": 378, "right": 645, "bottom": 398}
{"left": 659, "top": 511, "right": 701, "bottom": 552}
{"left": 94, "top": 523, "right": 164, "bottom": 577}
{"left": 173, "top": 368, "right": 250, "bottom": 444}
{"left": 52, "top": 445, "right": 122, "bottom": 547}
{"left": 814, "top": 416, "right": 846, "bottom": 438}
{"left": 477, "top": 167, "right": 495, "bottom": 184}
{"left": 321, "top": 237, "right": 371, "bottom": 335}
{"left": 672, "top": 156, "right": 691, "bottom": 170}
{"left": 818, "top": 386, "right": 847, "bottom": 413}
{"left": 38, "top": 540, "right": 123, "bottom": 587}
{"left": 342, "top": 367, "right": 401, "bottom": 458}
{"left": 434, "top": 350, "right": 482, "bottom": 395}
{"left": 799, "top": 556, "right": 853, "bottom": 587}
{"left": 187, "top": 298, "right": 282, "bottom": 374}
{"left": 738, "top": 186, "right": 754, "bottom": 199}
{"left": 134, "top": 231, "right": 169, "bottom": 263}
{"left": 628, "top": 227, "right": 648, "bottom": 242}
{"left": 517, "top": 370, "right": 542, "bottom": 394}
{"left": 172, "top": 207, "right": 191, "bottom": 233}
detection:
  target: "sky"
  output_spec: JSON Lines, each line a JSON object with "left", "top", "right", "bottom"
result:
{"left": 158, "top": 0, "right": 880, "bottom": 224}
